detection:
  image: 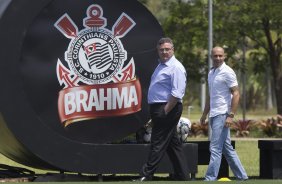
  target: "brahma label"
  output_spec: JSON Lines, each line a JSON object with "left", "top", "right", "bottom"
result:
{"left": 54, "top": 4, "right": 142, "bottom": 126}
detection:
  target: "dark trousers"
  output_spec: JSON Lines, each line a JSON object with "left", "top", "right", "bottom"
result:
{"left": 141, "top": 103, "right": 189, "bottom": 180}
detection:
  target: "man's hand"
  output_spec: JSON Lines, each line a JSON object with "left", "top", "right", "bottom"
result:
{"left": 225, "top": 116, "right": 233, "bottom": 127}
{"left": 200, "top": 114, "right": 207, "bottom": 125}
{"left": 164, "top": 96, "right": 178, "bottom": 115}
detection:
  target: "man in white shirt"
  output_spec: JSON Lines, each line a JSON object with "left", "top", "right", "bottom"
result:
{"left": 200, "top": 46, "right": 248, "bottom": 181}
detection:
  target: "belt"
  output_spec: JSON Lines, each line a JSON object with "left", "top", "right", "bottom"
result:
{"left": 149, "top": 103, "right": 166, "bottom": 107}
{"left": 149, "top": 102, "right": 182, "bottom": 106}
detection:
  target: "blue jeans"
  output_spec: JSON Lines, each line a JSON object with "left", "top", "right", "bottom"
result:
{"left": 205, "top": 114, "right": 248, "bottom": 181}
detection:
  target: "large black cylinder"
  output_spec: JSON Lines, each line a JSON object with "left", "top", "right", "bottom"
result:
{"left": 0, "top": 0, "right": 163, "bottom": 173}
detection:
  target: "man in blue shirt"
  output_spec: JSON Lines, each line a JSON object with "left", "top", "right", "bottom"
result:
{"left": 136, "top": 37, "right": 189, "bottom": 181}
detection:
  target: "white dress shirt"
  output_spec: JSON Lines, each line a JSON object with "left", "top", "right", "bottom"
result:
{"left": 208, "top": 62, "right": 238, "bottom": 117}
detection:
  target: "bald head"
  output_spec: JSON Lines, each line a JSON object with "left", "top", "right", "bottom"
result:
{"left": 212, "top": 46, "right": 225, "bottom": 54}
{"left": 211, "top": 46, "right": 225, "bottom": 68}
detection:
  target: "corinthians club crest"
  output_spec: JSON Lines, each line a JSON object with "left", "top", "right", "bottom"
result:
{"left": 55, "top": 4, "right": 142, "bottom": 127}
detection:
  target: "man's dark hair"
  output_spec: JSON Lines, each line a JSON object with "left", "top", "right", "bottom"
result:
{"left": 157, "top": 37, "right": 174, "bottom": 48}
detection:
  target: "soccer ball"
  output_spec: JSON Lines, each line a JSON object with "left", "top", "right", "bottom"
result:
{"left": 143, "top": 119, "right": 152, "bottom": 143}
{"left": 143, "top": 125, "right": 152, "bottom": 143}
{"left": 177, "top": 117, "right": 191, "bottom": 142}
{"left": 142, "top": 117, "right": 191, "bottom": 143}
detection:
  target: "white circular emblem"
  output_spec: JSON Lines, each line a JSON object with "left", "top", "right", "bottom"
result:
{"left": 65, "top": 28, "right": 126, "bottom": 84}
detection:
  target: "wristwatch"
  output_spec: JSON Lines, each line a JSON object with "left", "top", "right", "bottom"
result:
{"left": 228, "top": 112, "right": 235, "bottom": 118}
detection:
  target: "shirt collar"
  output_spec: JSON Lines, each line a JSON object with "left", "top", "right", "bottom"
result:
{"left": 211, "top": 62, "right": 226, "bottom": 71}
{"left": 218, "top": 62, "right": 226, "bottom": 70}
{"left": 159, "top": 55, "right": 175, "bottom": 66}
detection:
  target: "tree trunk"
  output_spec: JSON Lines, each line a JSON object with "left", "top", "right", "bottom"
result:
{"left": 269, "top": 51, "right": 281, "bottom": 115}
{"left": 263, "top": 18, "right": 282, "bottom": 115}
{"left": 274, "top": 75, "right": 282, "bottom": 115}
{"left": 266, "top": 67, "right": 273, "bottom": 110}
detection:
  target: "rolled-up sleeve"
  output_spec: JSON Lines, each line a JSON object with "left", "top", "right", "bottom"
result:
{"left": 225, "top": 69, "right": 238, "bottom": 88}
{"left": 171, "top": 66, "right": 187, "bottom": 99}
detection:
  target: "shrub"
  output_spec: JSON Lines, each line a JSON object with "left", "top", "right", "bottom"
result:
{"left": 189, "top": 114, "right": 282, "bottom": 138}
{"left": 255, "top": 115, "right": 282, "bottom": 137}
{"left": 190, "top": 122, "right": 209, "bottom": 137}
{"left": 231, "top": 119, "right": 255, "bottom": 137}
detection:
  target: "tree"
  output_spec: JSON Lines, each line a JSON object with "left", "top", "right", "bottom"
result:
{"left": 142, "top": 0, "right": 210, "bottom": 107}
{"left": 162, "top": 0, "right": 209, "bottom": 81}
{"left": 161, "top": 0, "right": 282, "bottom": 114}
{"left": 140, "top": 0, "right": 172, "bottom": 24}
{"left": 142, "top": 0, "right": 282, "bottom": 114}
{"left": 214, "top": 0, "right": 282, "bottom": 114}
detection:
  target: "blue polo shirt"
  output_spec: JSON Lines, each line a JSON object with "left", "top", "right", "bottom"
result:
{"left": 147, "top": 55, "right": 187, "bottom": 104}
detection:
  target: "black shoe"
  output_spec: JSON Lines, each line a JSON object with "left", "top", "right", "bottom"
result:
{"left": 133, "top": 176, "right": 152, "bottom": 182}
